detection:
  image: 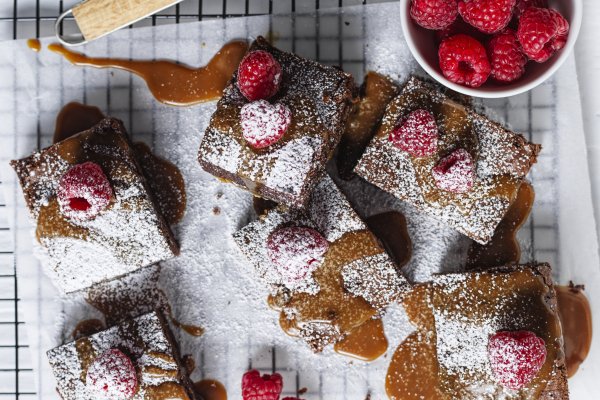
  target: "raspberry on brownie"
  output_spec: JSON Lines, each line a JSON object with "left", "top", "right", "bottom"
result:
{"left": 354, "top": 77, "right": 541, "bottom": 244}
{"left": 234, "top": 175, "right": 410, "bottom": 352}
{"left": 11, "top": 118, "right": 179, "bottom": 293}
{"left": 198, "top": 36, "right": 357, "bottom": 209}
{"left": 47, "top": 311, "right": 198, "bottom": 400}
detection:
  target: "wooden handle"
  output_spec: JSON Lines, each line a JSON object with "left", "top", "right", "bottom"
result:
{"left": 72, "top": 0, "right": 183, "bottom": 41}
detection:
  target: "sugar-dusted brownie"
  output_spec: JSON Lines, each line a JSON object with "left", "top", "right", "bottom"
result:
{"left": 47, "top": 311, "right": 197, "bottom": 400}
{"left": 393, "top": 263, "right": 568, "bottom": 399}
{"left": 198, "top": 36, "right": 357, "bottom": 209}
{"left": 11, "top": 118, "right": 179, "bottom": 293}
{"left": 234, "top": 175, "right": 410, "bottom": 352}
{"left": 355, "top": 77, "right": 541, "bottom": 243}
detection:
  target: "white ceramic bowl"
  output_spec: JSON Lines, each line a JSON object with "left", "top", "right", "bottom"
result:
{"left": 400, "top": 0, "right": 582, "bottom": 98}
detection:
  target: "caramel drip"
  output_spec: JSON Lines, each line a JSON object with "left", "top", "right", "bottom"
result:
{"left": 36, "top": 199, "right": 89, "bottom": 242}
{"left": 145, "top": 382, "right": 191, "bottom": 400}
{"left": 170, "top": 317, "right": 205, "bottom": 337}
{"left": 466, "top": 182, "right": 534, "bottom": 269}
{"left": 134, "top": 142, "right": 186, "bottom": 225}
{"left": 365, "top": 211, "right": 412, "bottom": 267}
{"left": 385, "top": 331, "right": 442, "bottom": 400}
{"left": 74, "top": 338, "right": 96, "bottom": 383}
{"left": 48, "top": 41, "right": 249, "bottom": 106}
{"left": 53, "top": 102, "right": 104, "bottom": 144}
{"left": 147, "top": 351, "right": 177, "bottom": 364}
{"left": 556, "top": 284, "right": 593, "bottom": 377}
{"left": 273, "top": 231, "right": 382, "bottom": 341}
{"left": 402, "top": 284, "right": 433, "bottom": 329}
{"left": 142, "top": 365, "right": 178, "bottom": 379}
{"left": 71, "top": 318, "right": 105, "bottom": 340}
{"left": 194, "top": 379, "right": 228, "bottom": 400}
{"left": 333, "top": 318, "right": 388, "bottom": 361}
{"left": 337, "top": 71, "right": 400, "bottom": 179}
{"left": 27, "top": 38, "right": 41, "bottom": 52}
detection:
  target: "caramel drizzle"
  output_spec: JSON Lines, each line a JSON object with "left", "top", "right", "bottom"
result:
{"left": 26, "top": 38, "right": 41, "bottom": 52}
{"left": 48, "top": 41, "right": 249, "bottom": 106}
{"left": 194, "top": 379, "right": 228, "bottom": 400}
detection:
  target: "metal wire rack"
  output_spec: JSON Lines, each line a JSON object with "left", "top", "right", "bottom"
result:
{"left": 0, "top": 0, "right": 560, "bottom": 399}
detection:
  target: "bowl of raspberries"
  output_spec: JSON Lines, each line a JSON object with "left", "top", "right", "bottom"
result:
{"left": 400, "top": 0, "right": 582, "bottom": 97}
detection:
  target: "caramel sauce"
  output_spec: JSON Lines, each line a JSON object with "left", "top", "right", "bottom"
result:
{"left": 272, "top": 231, "right": 383, "bottom": 345}
{"left": 134, "top": 142, "right": 186, "bottom": 225}
{"left": 142, "top": 365, "right": 178, "bottom": 379}
{"left": 466, "top": 182, "right": 534, "bottom": 269}
{"left": 52, "top": 102, "right": 186, "bottom": 225}
{"left": 365, "top": 211, "right": 412, "bottom": 267}
{"left": 74, "top": 338, "right": 96, "bottom": 383}
{"left": 145, "top": 382, "right": 191, "bottom": 400}
{"left": 252, "top": 196, "right": 278, "bottom": 216}
{"left": 36, "top": 199, "right": 89, "bottom": 242}
{"left": 27, "top": 38, "right": 41, "bottom": 52}
{"left": 385, "top": 331, "right": 442, "bottom": 400}
{"left": 333, "top": 318, "right": 388, "bottom": 361}
{"left": 194, "top": 379, "right": 228, "bottom": 400}
{"left": 170, "top": 317, "right": 205, "bottom": 337}
{"left": 48, "top": 41, "right": 249, "bottom": 106}
{"left": 337, "top": 72, "right": 400, "bottom": 179}
{"left": 71, "top": 318, "right": 105, "bottom": 340}
{"left": 54, "top": 102, "right": 104, "bottom": 144}
{"left": 556, "top": 284, "right": 593, "bottom": 377}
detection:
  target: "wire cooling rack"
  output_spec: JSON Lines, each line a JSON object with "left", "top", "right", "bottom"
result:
{"left": 0, "top": 0, "right": 561, "bottom": 399}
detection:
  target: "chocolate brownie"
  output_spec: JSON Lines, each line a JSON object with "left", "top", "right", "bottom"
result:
{"left": 234, "top": 175, "right": 410, "bottom": 352}
{"left": 198, "top": 36, "right": 357, "bottom": 208}
{"left": 11, "top": 118, "right": 179, "bottom": 293}
{"left": 413, "top": 263, "right": 568, "bottom": 399}
{"left": 47, "top": 311, "right": 197, "bottom": 400}
{"left": 355, "top": 77, "right": 541, "bottom": 243}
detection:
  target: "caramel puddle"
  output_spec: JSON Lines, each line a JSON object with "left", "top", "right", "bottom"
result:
{"left": 194, "top": 379, "right": 227, "bottom": 400}
{"left": 334, "top": 318, "right": 388, "bottom": 361}
{"left": 556, "top": 284, "right": 593, "bottom": 377}
{"left": 48, "top": 40, "right": 249, "bottom": 106}
{"left": 27, "top": 38, "right": 41, "bottom": 52}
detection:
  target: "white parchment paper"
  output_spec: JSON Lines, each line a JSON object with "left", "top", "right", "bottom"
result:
{"left": 0, "top": 3, "right": 597, "bottom": 399}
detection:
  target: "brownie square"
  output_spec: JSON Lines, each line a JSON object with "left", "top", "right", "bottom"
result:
{"left": 428, "top": 264, "right": 568, "bottom": 399}
{"left": 47, "top": 311, "right": 197, "bottom": 400}
{"left": 11, "top": 118, "right": 179, "bottom": 293}
{"left": 233, "top": 175, "right": 410, "bottom": 351}
{"left": 198, "top": 36, "right": 356, "bottom": 209}
{"left": 355, "top": 77, "right": 541, "bottom": 243}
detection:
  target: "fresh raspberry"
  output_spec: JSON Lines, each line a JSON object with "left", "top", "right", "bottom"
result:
{"left": 488, "top": 331, "right": 547, "bottom": 390}
{"left": 458, "top": 0, "right": 516, "bottom": 34}
{"left": 266, "top": 226, "right": 329, "bottom": 289}
{"left": 431, "top": 148, "right": 474, "bottom": 193}
{"left": 86, "top": 349, "right": 138, "bottom": 400}
{"left": 240, "top": 100, "right": 292, "bottom": 149}
{"left": 517, "top": 7, "right": 569, "bottom": 62}
{"left": 438, "top": 34, "right": 491, "bottom": 88}
{"left": 389, "top": 109, "right": 438, "bottom": 157}
{"left": 514, "top": 0, "right": 547, "bottom": 17}
{"left": 237, "top": 50, "right": 282, "bottom": 101}
{"left": 410, "top": 0, "right": 458, "bottom": 30}
{"left": 242, "top": 370, "right": 283, "bottom": 400}
{"left": 487, "top": 29, "right": 527, "bottom": 83}
{"left": 57, "top": 161, "right": 113, "bottom": 221}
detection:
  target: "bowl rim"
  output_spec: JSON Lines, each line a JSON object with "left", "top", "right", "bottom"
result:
{"left": 399, "top": 0, "right": 583, "bottom": 98}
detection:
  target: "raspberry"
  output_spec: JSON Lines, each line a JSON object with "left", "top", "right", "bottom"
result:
{"left": 240, "top": 100, "right": 292, "bottom": 149}
{"left": 514, "top": 0, "right": 547, "bottom": 17}
{"left": 242, "top": 370, "right": 283, "bottom": 400}
{"left": 389, "top": 109, "right": 438, "bottom": 157}
{"left": 410, "top": 0, "right": 458, "bottom": 30}
{"left": 57, "top": 161, "right": 113, "bottom": 221}
{"left": 488, "top": 331, "right": 547, "bottom": 390}
{"left": 458, "top": 0, "right": 516, "bottom": 34}
{"left": 237, "top": 50, "right": 282, "bottom": 101}
{"left": 517, "top": 7, "right": 569, "bottom": 63}
{"left": 266, "top": 226, "right": 329, "bottom": 289}
{"left": 431, "top": 148, "right": 474, "bottom": 193}
{"left": 487, "top": 29, "right": 527, "bottom": 83}
{"left": 438, "top": 34, "right": 491, "bottom": 88}
{"left": 86, "top": 349, "right": 138, "bottom": 400}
